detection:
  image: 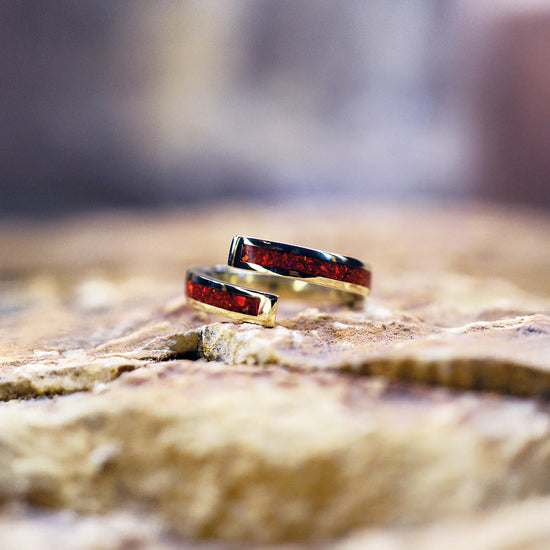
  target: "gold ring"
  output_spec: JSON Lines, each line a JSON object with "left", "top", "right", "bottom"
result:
{"left": 228, "top": 235, "right": 371, "bottom": 298}
{"left": 185, "top": 237, "right": 371, "bottom": 327}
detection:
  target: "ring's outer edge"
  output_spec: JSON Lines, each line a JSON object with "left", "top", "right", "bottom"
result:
{"left": 228, "top": 235, "right": 371, "bottom": 297}
{"left": 186, "top": 266, "right": 279, "bottom": 327}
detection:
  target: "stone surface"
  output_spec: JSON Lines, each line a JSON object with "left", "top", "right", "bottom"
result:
{"left": 333, "top": 495, "right": 550, "bottom": 550}
{"left": 0, "top": 507, "right": 182, "bottom": 550}
{"left": 0, "top": 202, "right": 550, "bottom": 547}
{"left": 3, "top": 361, "right": 550, "bottom": 543}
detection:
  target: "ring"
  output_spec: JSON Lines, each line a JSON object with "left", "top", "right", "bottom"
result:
{"left": 186, "top": 266, "right": 279, "bottom": 327}
{"left": 185, "top": 238, "right": 370, "bottom": 327}
{"left": 228, "top": 236, "right": 371, "bottom": 296}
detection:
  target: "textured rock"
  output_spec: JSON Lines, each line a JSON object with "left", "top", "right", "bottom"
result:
{"left": 0, "top": 507, "right": 182, "bottom": 550}
{"left": 2, "top": 362, "right": 550, "bottom": 542}
{"left": 333, "top": 495, "right": 550, "bottom": 550}
{"left": 0, "top": 203, "right": 549, "bottom": 546}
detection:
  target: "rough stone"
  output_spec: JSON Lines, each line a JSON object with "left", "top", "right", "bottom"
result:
{"left": 0, "top": 203, "right": 549, "bottom": 546}
{"left": 332, "top": 495, "right": 550, "bottom": 550}
{"left": 2, "top": 362, "right": 550, "bottom": 542}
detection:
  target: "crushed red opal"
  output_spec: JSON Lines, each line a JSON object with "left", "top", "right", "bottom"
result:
{"left": 186, "top": 279, "right": 260, "bottom": 315}
{"left": 241, "top": 244, "right": 370, "bottom": 287}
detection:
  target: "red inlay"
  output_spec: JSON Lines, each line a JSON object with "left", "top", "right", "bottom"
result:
{"left": 241, "top": 244, "right": 371, "bottom": 287}
{"left": 186, "top": 279, "right": 260, "bottom": 316}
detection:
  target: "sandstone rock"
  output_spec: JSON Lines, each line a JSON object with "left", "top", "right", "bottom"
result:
{"left": 0, "top": 203, "right": 549, "bottom": 546}
{"left": 333, "top": 495, "right": 550, "bottom": 550}
{"left": 1, "top": 361, "right": 550, "bottom": 542}
{"left": 0, "top": 507, "right": 181, "bottom": 550}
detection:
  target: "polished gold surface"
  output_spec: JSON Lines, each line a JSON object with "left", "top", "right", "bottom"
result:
{"left": 213, "top": 265, "right": 365, "bottom": 304}
{"left": 185, "top": 296, "right": 278, "bottom": 328}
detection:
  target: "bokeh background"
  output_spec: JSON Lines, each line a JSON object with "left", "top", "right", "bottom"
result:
{"left": 2, "top": 0, "right": 550, "bottom": 217}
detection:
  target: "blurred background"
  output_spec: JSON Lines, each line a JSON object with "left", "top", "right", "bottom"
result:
{"left": 1, "top": 0, "right": 550, "bottom": 217}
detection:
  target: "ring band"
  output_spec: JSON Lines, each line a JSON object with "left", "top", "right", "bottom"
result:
{"left": 185, "top": 265, "right": 367, "bottom": 327}
{"left": 186, "top": 266, "right": 279, "bottom": 327}
{"left": 228, "top": 236, "right": 371, "bottom": 297}
{"left": 185, "top": 239, "right": 371, "bottom": 327}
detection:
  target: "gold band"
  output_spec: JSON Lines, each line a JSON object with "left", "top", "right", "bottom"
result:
{"left": 185, "top": 264, "right": 365, "bottom": 327}
{"left": 228, "top": 236, "right": 371, "bottom": 298}
{"left": 186, "top": 265, "right": 279, "bottom": 327}
{"left": 185, "top": 236, "right": 371, "bottom": 327}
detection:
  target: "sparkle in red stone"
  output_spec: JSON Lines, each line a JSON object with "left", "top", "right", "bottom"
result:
{"left": 186, "top": 278, "right": 260, "bottom": 315}
{"left": 240, "top": 244, "right": 370, "bottom": 287}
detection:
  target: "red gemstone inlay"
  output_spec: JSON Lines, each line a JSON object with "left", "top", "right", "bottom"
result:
{"left": 186, "top": 279, "right": 260, "bottom": 316}
{"left": 241, "top": 244, "right": 370, "bottom": 287}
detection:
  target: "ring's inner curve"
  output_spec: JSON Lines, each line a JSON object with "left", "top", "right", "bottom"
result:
{"left": 197, "top": 265, "right": 364, "bottom": 306}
